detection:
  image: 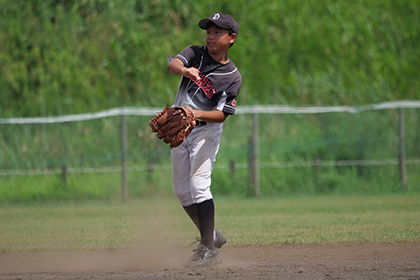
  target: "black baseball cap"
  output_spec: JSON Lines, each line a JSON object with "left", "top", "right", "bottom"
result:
{"left": 198, "top": 12, "right": 239, "bottom": 35}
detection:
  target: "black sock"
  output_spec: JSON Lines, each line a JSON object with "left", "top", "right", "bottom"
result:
{"left": 183, "top": 203, "right": 199, "bottom": 229}
{"left": 196, "top": 199, "right": 215, "bottom": 250}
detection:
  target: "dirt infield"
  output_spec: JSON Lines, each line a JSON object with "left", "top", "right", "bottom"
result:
{"left": 1, "top": 243, "right": 419, "bottom": 279}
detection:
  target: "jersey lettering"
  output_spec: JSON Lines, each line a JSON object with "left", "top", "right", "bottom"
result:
{"left": 193, "top": 71, "right": 215, "bottom": 99}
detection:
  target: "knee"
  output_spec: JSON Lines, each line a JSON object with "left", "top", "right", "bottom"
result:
{"left": 173, "top": 187, "right": 193, "bottom": 206}
{"left": 173, "top": 187, "right": 186, "bottom": 201}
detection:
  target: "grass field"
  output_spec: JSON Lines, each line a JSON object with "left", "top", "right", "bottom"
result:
{"left": 1, "top": 193, "right": 419, "bottom": 253}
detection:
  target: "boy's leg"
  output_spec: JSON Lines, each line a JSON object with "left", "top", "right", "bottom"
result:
{"left": 171, "top": 143, "right": 194, "bottom": 206}
{"left": 184, "top": 201, "right": 226, "bottom": 249}
{"left": 187, "top": 126, "right": 221, "bottom": 251}
{"left": 174, "top": 125, "right": 223, "bottom": 265}
{"left": 183, "top": 203, "right": 199, "bottom": 228}
{"left": 196, "top": 199, "right": 215, "bottom": 251}
{"left": 172, "top": 125, "right": 221, "bottom": 206}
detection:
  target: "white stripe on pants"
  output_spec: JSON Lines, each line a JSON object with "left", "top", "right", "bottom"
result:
{"left": 171, "top": 123, "right": 223, "bottom": 206}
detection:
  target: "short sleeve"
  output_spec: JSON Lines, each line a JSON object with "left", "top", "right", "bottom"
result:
{"left": 174, "top": 45, "right": 202, "bottom": 66}
{"left": 223, "top": 74, "right": 242, "bottom": 115}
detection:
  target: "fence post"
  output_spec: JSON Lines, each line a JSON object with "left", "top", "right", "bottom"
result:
{"left": 121, "top": 112, "right": 129, "bottom": 203}
{"left": 230, "top": 160, "right": 236, "bottom": 176}
{"left": 398, "top": 107, "right": 407, "bottom": 192}
{"left": 314, "top": 157, "right": 321, "bottom": 187}
{"left": 248, "top": 110, "right": 260, "bottom": 196}
{"left": 61, "top": 165, "right": 67, "bottom": 184}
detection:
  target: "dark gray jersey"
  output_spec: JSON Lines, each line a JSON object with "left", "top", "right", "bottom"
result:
{"left": 173, "top": 45, "right": 242, "bottom": 115}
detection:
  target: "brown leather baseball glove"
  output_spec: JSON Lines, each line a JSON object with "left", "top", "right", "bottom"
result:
{"left": 149, "top": 105, "right": 197, "bottom": 148}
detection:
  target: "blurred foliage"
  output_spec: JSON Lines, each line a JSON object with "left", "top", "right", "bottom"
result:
{"left": 0, "top": 0, "right": 419, "bottom": 117}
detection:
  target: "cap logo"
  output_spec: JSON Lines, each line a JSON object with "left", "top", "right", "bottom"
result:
{"left": 212, "top": 13, "right": 220, "bottom": 20}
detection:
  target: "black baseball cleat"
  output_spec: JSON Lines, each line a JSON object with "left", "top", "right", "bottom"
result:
{"left": 190, "top": 230, "right": 227, "bottom": 249}
{"left": 185, "top": 246, "right": 222, "bottom": 268}
{"left": 214, "top": 230, "right": 227, "bottom": 249}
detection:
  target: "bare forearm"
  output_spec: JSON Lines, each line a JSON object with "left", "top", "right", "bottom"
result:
{"left": 167, "top": 58, "right": 201, "bottom": 82}
{"left": 167, "top": 58, "right": 184, "bottom": 75}
{"left": 192, "top": 109, "right": 228, "bottom": 123}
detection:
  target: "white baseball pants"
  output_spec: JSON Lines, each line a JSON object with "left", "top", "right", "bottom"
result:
{"left": 171, "top": 123, "right": 223, "bottom": 206}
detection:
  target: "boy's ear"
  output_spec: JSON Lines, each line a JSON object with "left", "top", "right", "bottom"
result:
{"left": 229, "top": 33, "right": 237, "bottom": 44}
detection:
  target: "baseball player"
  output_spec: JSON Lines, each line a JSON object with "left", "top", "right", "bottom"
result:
{"left": 167, "top": 12, "right": 242, "bottom": 268}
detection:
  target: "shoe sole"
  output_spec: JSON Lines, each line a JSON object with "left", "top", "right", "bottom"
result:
{"left": 206, "top": 255, "right": 222, "bottom": 267}
{"left": 185, "top": 254, "right": 222, "bottom": 268}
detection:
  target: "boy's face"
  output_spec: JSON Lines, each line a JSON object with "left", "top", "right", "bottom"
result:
{"left": 206, "top": 24, "right": 236, "bottom": 55}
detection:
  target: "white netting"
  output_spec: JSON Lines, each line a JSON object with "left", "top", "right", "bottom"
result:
{"left": 2, "top": 101, "right": 420, "bottom": 124}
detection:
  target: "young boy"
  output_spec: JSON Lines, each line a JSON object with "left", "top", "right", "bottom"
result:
{"left": 167, "top": 12, "right": 242, "bottom": 268}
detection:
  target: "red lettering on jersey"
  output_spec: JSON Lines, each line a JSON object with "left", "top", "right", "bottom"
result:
{"left": 191, "top": 71, "right": 216, "bottom": 99}
{"left": 203, "top": 84, "right": 215, "bottom": 99}
{"left": 195, "top": 78, "right": 205, "bottom": 88}
{"left": 232, "top": 100, "right": 237, "bottom": 106}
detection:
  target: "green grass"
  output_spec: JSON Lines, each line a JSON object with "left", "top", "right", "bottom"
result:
{"left": 1, "top": 193, "right": 419, "bottom": 253}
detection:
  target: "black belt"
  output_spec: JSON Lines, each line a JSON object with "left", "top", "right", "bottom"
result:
{"left": 196, "top": 120, "right": 207, "bottom": 126}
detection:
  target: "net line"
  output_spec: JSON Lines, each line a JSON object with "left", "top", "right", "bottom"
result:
{"left": 1, "top": 100, "right": 420, "bottom": 124}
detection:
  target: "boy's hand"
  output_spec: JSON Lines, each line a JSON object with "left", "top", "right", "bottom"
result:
{"left": 182, "top": 67, "right": 201, "bottom": 82}
{"left": 167, "top": 58, "right": 201, "bottom": 82}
